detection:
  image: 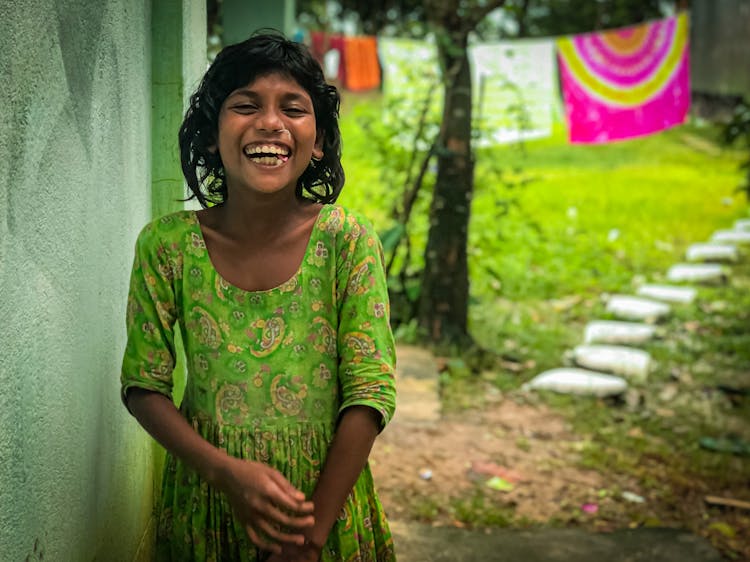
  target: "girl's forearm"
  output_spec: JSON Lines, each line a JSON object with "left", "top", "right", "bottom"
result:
{"left": 126, "top": 388, "right": 232, "bottom": 488}
{"left": 307, "top": 405, "right": 381, "bottom": 548}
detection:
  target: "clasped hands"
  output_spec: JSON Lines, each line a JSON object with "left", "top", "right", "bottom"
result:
{"left": 220, "top": 457, "right": 323, "bottom": 561}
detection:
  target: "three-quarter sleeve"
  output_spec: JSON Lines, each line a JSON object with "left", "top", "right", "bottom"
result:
{"left": 336, "top": 212, "right": 397, "bottom": 429}
{"left": 120, "top": 223, "right": 178, "bottom": 409}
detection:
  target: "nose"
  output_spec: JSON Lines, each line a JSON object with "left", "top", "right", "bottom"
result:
{"left": 257, "top": 107, "right": 284, "bottom": 132}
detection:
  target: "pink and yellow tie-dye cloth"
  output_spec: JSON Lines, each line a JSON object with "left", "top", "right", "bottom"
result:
{"left": 557, "top": 13, "right": 690, "bottom": 144}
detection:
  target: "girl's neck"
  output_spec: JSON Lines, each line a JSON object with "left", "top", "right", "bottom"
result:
{"left": 212, "top": 191, "right": 316, "bottom": 242}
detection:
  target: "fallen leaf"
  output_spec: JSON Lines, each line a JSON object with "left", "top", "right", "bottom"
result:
{"left": 708, "top": 521, "right": 736, "bottom": 538}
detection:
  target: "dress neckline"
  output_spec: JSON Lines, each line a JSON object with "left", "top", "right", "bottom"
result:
{"left": 189, "top": 204, "right": 332, "bottom": 295}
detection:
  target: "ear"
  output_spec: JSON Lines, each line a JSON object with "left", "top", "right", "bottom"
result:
{"left": 312, "top": 132, "right": 324, "bottom": 160}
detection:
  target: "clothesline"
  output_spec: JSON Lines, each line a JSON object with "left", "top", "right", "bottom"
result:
{"left": 307, "top": 11, "right": 691, "bottom": 145}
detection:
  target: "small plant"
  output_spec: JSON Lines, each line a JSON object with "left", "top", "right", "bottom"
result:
{"left": 450, "top": 489, "right": 516, "bottom": 527}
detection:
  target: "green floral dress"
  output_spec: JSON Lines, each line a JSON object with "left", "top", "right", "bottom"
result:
{"left": 121, "top": 204, "right": 397, "bottom": 562}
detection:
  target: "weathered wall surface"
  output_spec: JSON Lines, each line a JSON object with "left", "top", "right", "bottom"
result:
{"left": 0, "top": 0, "right": 201, "bottom": 560}
{"left": 222, "top": 0, "right": 296, "bottom": 44}
{"left": 691, "top": 0, "right": 750, "bottom": 97}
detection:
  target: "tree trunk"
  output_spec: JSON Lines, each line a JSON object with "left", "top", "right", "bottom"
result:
{"left": 417, "top": 31, "right": 474, "bottom": 346}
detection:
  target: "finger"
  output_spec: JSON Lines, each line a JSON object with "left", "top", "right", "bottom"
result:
{"left": 245, "top": 524, "right": 281, "bottom": 554}
{"left": 253, "top": 514, "right": 308, "bottom": 546}
{"left": 268, "top": 469, "right": 309, "bottom": 503}
{"left": 266, "top": 473, "right": 314, "bottom": 514}
{"left": 263, "top": 502, "right": 315, "bottom": 530}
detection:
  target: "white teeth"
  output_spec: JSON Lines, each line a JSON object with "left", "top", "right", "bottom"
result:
{"left": 254, "top": 156, "right": 283, "bottom": 166}
{"left": 243, "top": 144, "right": 290, "bottom": 156}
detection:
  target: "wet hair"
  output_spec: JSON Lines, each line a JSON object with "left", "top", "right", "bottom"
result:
{"left": 179, "top": 30, "right": 344, "bottom": 207}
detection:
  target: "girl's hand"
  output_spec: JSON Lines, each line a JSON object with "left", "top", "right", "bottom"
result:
{"left": 220, "top": 457, "right": 315, "bottom": 553}
{"left": 265, "top": 541, "right": 323, "bottom": 562}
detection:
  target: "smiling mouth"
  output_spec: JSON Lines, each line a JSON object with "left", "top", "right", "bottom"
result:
{"left": 243, "top": 144, "right": 291, "bottom": 166}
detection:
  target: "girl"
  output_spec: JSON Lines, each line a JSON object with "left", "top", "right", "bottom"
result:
{"left": 120, "top": 32, "right": 397, "bottom": 562}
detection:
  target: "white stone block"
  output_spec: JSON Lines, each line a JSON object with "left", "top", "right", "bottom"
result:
{"left": 666, "top": 263, "right": 727, "bottom": 283}
{"left": 523, "top": 368, "right": 628, "bottom": 397}
{"left": 734, "top": 219, "right": 750, "bottom": 232}
{"left": 573, "top": 345, "right": 651, "bottom": 381}
{"left": 606, "top": 295, "right": 670, "bottom": 321}
{"left": 685, "top": 243, "right": 738, "bottom": 262}
{"left": 711, "top": 230, "right": 750, "bottom": 244}
{"left": 584, "top": 321, "right": 656, "bottom": 345}
{"left": 636, "top": 284, "right": 697, "bottom": 304}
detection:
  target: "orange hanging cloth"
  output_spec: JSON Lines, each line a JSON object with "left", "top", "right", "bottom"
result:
{"left": 343, "top": 36, "right": 381, "bottom": 91}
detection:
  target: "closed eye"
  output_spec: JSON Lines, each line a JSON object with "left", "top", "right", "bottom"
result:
{"left": 232, "top": 104, "right": 257, "bottom": 114}
{"left": 284, "top": 107, "right": 308, "bottom": 116}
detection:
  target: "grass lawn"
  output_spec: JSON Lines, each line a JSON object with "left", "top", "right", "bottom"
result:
{"left": 338, "top": 93, "right": 750, "bottom": 558}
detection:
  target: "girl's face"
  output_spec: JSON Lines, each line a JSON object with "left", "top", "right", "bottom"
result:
{"left": 216, "top": 72, "right": 323, "bottom": 200}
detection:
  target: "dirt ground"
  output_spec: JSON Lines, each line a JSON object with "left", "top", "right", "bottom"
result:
{"left": 371, "top": 399, "right": 628, "bottom": 525}
{"left": 370, "top": 396, "right": 750, "bottom": 559}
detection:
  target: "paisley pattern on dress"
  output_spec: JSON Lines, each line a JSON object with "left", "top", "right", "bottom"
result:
{"left": 344, "top": 332, "right": 377, "bottom": 362}
{"left": 270, "top": 373, "right": 309, "bottom": 416}
{"left": 121, "top": 205, "right": 397, "bottom": 562}
{"left": 347, "top": 256, "right": 376, "bottom": 296}
{"left": 190, "top": 306, "right": 223, "bottom": 350}
{"left": 309, "top": 316, "right": 337, "bottom": 355}
{"left": 247, "top": 316, "right": 286, "bottom": 357}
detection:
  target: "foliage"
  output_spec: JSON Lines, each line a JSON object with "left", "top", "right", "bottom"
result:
{"left": 720, "top": 98, "right": 750, "bottom": 201}
{"left": 297, "top": 0, "right": 426, "bottom": 37}
{"left": 514, "top": 0, "right": 670, "bottom": 37}
{"left": 341, "top": 107, "right": 747, "bottom": 346}
{"left": 298, "top": 0, "right": 676, "bottom": 40}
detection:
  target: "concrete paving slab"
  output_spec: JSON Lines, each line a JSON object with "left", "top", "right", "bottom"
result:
{"left": 666, "top": 264, "right": 727, "bottom": 284}
{"left": 605, "top": 295, "right": 670, "bottom": 321}
{"left": 583, "top": 320, "right": 656, "bottom": 345}
{"left": 393, "top": 345, "right": 441, "bottom": 425}
{"left": 636, "top": 284, "right": 696, "bottom": 304}
{"left": 572, "top": 344, "right": 651, "bottom": 381}
{"left": 390, "top": 521, "right": 723, "bottom": 562}
{"left": 523, "top": 368, "right": 628, "bottom": 397}
{"left": 685, "top": 243, "right": 738, "bottom": 262}
{"left": 711, "top": 229, "right": 750, "bottom": 244}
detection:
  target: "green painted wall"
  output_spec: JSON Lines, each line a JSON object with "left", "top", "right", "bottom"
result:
{"left": 222, "top": 0, "right": 296, "bottom": 44}
{"left": 0, "top": 0, "right": 204, "bottom": 560}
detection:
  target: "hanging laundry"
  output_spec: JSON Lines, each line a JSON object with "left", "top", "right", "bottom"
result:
{"left": 343, "top": 36, "right": 381, "bottom": 91}
{"left": 378, "top": 37, "right": 440, "bottom": 101}
{"left": 309, "top": 31, "right": 347, "bottom": 84}
{"left": 557, "top": 13, "right": 690, "bottom": 144}
{"left": 309, "top": 31, "right": 329, "bottom": 65}
{"left": 377, "top": 37, "right": 442, "bottom": 147}
{"left": 469, "top": 39, "right": 556, "bottom": 146}
{"left": 328, "top": 35, "right": 347, "bottom": 85}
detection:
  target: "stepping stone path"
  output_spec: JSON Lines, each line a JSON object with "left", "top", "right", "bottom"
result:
{"left": 583, "top": 320, "right": 656, "bottom": 345}
{"left": 391, "top": 344, "right": 440, "bottom": 426}
{"left": 523, "top": 368, "right": 628, "bottom": 397}
{"left": 572, "top": 345, "right": 651, "bottom": 381}
{"left": 666, "top": 263, "right": 726, "bottom": 283}
{"left": 685, "top": 243, "right": 738, "bottom": 262}
{"left": 636, "top": 284, "right": 696, "bottom": 304}
{"left": 710, "top": 229, "right": 750, "bottom": 244}
{"left": 526, "top": 211, "right": 749, "bottom": 398}
{"left": 605, "top": 295, "right": 670, "bottom": 322}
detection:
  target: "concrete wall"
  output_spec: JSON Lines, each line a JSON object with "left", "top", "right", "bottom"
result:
{"left": 691, "top": 0, "right": 750, "bottom": 98}
{"left": 0, "top": 0, "right": 204, "bottom": 560}
{"left": 222, "top": 0, "right": 296, "bottom": 44}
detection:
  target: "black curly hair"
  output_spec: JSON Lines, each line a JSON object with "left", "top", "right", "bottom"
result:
{"left": 179, "top": 30, "right": 344, "bottom": 207}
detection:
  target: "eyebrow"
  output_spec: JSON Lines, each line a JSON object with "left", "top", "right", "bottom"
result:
{"left": 228, "top": 89, "right": 310, "bottom": 103}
